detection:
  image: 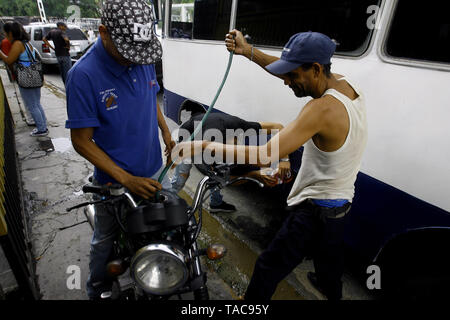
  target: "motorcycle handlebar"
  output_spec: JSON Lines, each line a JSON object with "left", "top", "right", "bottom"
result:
{"left": 227, "top": 176, "right": 265, "bottom": 188}
{"left": 79, "top": 184, "right": 137, "bottom": 209}
{"left": 188, "top": 175, "right": 264, "bottom": 216}
{"left": 82, "top": 184, "right": 126, "bottom": 196}
{"left": 82, "top": 184, "right": 109, "bottom": 195}
{"left": 78, "top": 166, "right": 263, "bottom": 215}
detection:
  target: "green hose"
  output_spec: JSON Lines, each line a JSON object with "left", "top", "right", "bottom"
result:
{"left": 157, "top": 50, "right": 234, "bottom": 185}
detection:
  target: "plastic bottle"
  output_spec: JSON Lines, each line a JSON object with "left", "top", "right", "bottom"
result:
{"left": 261, "top": 168, "right": 283, "bottom": 185}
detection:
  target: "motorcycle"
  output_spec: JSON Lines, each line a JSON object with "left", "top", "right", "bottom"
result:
{"left": 67, "top": 164, "right": 264, "bottom": 300}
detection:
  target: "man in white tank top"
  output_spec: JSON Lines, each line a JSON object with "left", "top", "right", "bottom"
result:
{"left": 173, "top": 30, "right": 367, "bottom": 300}
{"left": 220, "top": 30, "right": 368, "bottom": 300}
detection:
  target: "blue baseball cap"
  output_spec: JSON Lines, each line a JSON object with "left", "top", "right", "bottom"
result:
{"left": 265, "top": 31, "right": 336, "bottom": 75}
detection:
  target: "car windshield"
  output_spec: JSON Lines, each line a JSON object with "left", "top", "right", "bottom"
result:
{"left": 66, "top": 28, "right": 88, "bottom": 40}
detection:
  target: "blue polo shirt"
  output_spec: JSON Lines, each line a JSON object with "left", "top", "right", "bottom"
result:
{"left": 65, "top": 37, "right": 162, "bottom": 185}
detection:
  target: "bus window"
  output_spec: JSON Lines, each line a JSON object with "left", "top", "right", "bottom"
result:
{"left": 170, "top": 0, "right": 195, "bottom": 39}
{"left": 157, "top": 0, "right": 164, "bottom": 32}
{"left": 169, "top": 0, "right": 232, "bottom": 41}
{"left": 235, "top": 0, "right": 380, "bottom": 56}
{"left": 385, "top": 0, "right": 450, "bottom": 64}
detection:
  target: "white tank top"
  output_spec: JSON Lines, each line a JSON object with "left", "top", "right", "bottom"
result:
{"left": 286, "top": 77, "right": 368, "bottom": 207}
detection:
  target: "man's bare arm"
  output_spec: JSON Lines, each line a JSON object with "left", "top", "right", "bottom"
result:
{"left": 157, "top": 103, "right": 171, "bottom": 137}
{"left": 42, "top": 37, "right": 55, "bottom": 51}
{"left": 259, "top": 122, "right": 284, "bottom": 135}
{"left": 157, "top": 103, "right": 176, "bottom": 160}
{"left": 200, "top": 99, "right": 326, "bottom": 167}
{"left": 70, "top": 127, "right": 162, "bottom": 198}
{"left": 63, "top": 35, "right": 70, "bottom": 50}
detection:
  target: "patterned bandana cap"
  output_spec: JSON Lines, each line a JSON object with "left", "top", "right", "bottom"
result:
{"left": 101, "top": 0, "right": 162, "bottom": 65}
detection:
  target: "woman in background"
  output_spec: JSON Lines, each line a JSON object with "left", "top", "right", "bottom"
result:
{"left": 1, "top": 23, "right": 13, "bottom": 82}
{"left": 0, "top": 22, "right": 48, "bottom": 137}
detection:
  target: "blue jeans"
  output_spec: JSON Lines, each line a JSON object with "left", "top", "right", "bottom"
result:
{"left": 57, "top": 55, "right": 72, "bottom": 85}
{"left": 18, "top": 86, "right": 47, "bottom": 132}
{"left": 171, "top": 162, "right": 223, "bottom": 206}
{"left": 86, "top": 165, "right": 172, "bottom": 298}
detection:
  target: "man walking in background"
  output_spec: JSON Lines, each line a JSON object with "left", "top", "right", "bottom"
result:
{"left": 43, "top": 22, "right": 72, "bottom": 85}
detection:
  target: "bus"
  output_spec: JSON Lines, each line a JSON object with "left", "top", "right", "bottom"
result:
{"left": 158, "top": 0, "right": 450, "bottom": 297}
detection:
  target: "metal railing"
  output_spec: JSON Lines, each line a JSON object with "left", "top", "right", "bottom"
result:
{"left": 0, "top": 76, "right": 40, "bottom": 299}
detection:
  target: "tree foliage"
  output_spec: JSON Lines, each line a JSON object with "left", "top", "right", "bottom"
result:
{"left": 73, "top": 0, "right": 102, "bottom": 18}
{"left": 172, "top": 0, "right": 195, "bottom": 4}
{"left": 0, "top": 0, "right": 39, "bottom": 17}
{"left": 0, "top": 0, "right": 101, "bottom": 18}
{"left": 44, "top": 0, "right": 70, "bottom": 18}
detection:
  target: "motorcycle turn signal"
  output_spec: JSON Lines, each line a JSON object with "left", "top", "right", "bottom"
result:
{"left": 199, "top": 244, "right": 227, "bottom": 260}
{"left": 107, "top": 259, "right": 128, "bottom": 277}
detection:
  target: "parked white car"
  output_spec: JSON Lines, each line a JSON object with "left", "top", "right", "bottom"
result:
{"left": 23, "top": 23, "right": 90, "bottom": 69}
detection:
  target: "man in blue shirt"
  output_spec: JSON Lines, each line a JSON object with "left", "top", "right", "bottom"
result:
{"left": 65, "top": 0, "right": 174, "bottom": 299}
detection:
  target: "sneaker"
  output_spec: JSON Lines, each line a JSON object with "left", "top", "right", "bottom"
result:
{"left": 209, "top": 201, "right": 236, "bottom": 213}
{"left": 30, "top": 129, "right": 49, "bottom": 137}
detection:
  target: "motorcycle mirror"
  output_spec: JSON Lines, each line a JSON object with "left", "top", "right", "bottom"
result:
{"left": 206, "top": 244, "right": 227, "bottom": 260}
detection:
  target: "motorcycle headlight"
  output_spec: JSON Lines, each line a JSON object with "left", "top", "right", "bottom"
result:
{"left": 130, "top": 243, "right": 188, "bottom": 296}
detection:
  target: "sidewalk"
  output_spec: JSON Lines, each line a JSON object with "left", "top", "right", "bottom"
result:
{"left": 2, "top": 68, "right": 94, "bottom": 299}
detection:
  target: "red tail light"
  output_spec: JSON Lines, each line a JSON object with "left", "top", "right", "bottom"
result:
{"left": 42, "top": 43, "right": 50, "bottom": 53}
